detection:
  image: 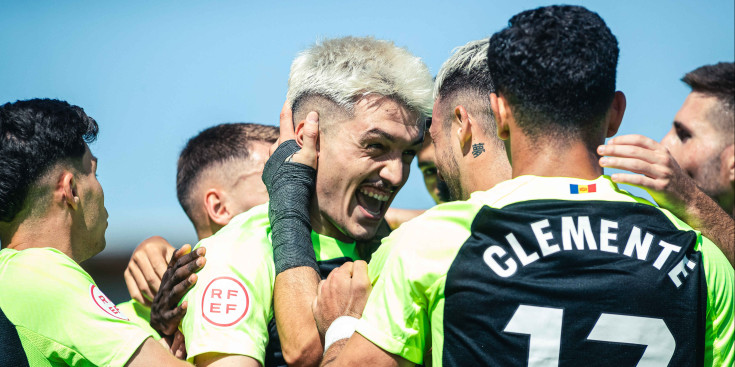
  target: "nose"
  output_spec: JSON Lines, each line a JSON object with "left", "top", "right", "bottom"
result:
{"left": 380, "top": 156, "right": 408, "bottom": 187}
{"left": 660, "top": 128, "right": 677, "bottom": 152}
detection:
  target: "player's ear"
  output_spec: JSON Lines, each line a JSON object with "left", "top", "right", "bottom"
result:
{"left": 204, "top": 189, "right": 231, "bottom": 226}
{"left": 57, "top": 171, "right": 79, "bottom": 210}
{"left": 491, "top": 93, "right": 511, "bottom": 141}
{"left": 605, "top": 91, "right": 626, "bottom": 138}
{"left": 454, "top": 105, "right": 473, "bottom": 152}
{"left": 724, "top": 144, "right": 734, "bottom": 183}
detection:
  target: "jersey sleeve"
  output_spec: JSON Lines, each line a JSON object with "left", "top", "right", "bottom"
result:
{"left": 0, "top": 249, "right": 153, "bottom": 367}
{"left": 358, "top": 202, "right": 478, "bottom": 364}
{"left": 181, "top": 229, "right": 275, "bottom": 365}
{"left": 116, "top": 299, "right": 160, "bottom": 340}
{"left": 699, "top": 235, "right": 734, "bottom": 366}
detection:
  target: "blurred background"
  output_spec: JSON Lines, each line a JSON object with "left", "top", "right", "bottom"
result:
{"left": 2, "top": 0, "right": 733, "bottom": 302}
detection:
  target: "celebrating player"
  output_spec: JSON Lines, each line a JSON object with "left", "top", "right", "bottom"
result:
{"left": 0, "top": 99, "right": 194, "bottom": 366}
{"left": 313, "top": 6, "right": 734, "bottom": 366}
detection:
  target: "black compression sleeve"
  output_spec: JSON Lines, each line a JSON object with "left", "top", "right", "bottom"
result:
{"left": 262, "top": 140, "right": 319, "bottom": 275}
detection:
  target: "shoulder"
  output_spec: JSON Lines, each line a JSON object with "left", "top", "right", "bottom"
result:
{"left": 0, "top": 248, "right": 91, "bottom": 298}
{"left": 369, "top": 200, "right": 483, "bottom": 284}
{"left": 196, "top": 203, "right": 273, "bottom": 261}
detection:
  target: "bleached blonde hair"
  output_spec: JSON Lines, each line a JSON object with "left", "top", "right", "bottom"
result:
{"left": 433, "top": 38, "right": 492, "bottom": 100}
{"left": 287, "top": 36, "right": 433, "bottom": 117}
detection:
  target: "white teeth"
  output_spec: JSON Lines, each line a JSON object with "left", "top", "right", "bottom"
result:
{"left": 359, "top": 188, "right": 389, "bottom": 202}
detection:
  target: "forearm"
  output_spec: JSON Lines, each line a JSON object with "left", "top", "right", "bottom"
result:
{"left": 320, "top": 339, "right": 348, "bottom": 367}
{"left": 678, "top": 189, "right": 735, "bottom": 267}
{"left": 274, "top": 268, "right": 323, "bottom": 366}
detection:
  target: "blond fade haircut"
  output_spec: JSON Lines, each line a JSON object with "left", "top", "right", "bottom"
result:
{"left": 287, "top": 36, "right": 433, "bottom": 118}
{"left": 433, "top": 39, "right": 498, "bottom": 138}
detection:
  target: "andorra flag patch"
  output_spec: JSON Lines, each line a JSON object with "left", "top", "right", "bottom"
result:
{"left": 570, "top": 183, "right": 596, "bottom": 194}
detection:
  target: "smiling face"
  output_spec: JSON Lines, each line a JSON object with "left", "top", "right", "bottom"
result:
{"left": 314, "top": 95, "right": 422, "bottom": 242}
{"left": 662, "top": 92, "right": 733, "bottom": 200}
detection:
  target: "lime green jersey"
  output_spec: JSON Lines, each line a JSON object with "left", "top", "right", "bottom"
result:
{"left": 117, "top": 299, "right": 160, "bottom": 340}
{"left": 181, "top": 203, "right": 360, "bottom": 365}
{"left": 357, "top": 176, "right": 734, "bottom": 366}
{"left": 0, "top": 247, "right": 155, "bottom": 367}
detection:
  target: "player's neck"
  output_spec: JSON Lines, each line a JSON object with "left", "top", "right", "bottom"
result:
{"left": 1, "top": 214, "right": 75, "bottom": 261}
{"left": 510, "top": 136, "right": 603, "bottom": 180}
{"left": 309, "top": 200, "right": 354, "bottom": 244}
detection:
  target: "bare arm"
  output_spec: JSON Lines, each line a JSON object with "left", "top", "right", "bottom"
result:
{"left": 321, "top": 334, "right": 412, "bottom": 367}
{"left": 313, "top": 261, "right": 411, "bottom": 367}
{"left": 274, "top": 268, "right": 324, "bottom": 366}
{"left": 125, "top": 337, "right": 193, "bottom": 367}
{"left": 599, "top": 134, "right": 734, "bottom": 266}
{"left": 268, "top": 102, "right": 324, "bottom": 366}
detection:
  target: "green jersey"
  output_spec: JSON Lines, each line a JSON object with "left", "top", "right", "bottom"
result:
{"left": 0, "top": 247, "right": 155, "bottom": 367}
{"left": 180, "top": 203, "right": 360, "bottom": 365}
{"left": 357, "top": 176, "right": 734, "bottom": 366}
{"left": 117, "top": 299, "right": 160, "bottom": 340}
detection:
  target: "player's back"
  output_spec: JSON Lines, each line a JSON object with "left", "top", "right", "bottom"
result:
{"left": 444, "top": 176, "right": 733, "bottom": 366}
{"left": 358, "top": 175, "right": 733, "bottom": 367}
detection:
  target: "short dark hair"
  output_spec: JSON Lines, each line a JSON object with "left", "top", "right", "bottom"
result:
{"left": 0, "top": 99, "right": 99, "bottom": 222}
{"left": 487, "top": 5, "right": 619, "bottom": 143}
{"left": 682, "top": 62, "right": 734, "bottom": 138}
{"left": 176, "top": 123, "right": 279, "bottom": 220}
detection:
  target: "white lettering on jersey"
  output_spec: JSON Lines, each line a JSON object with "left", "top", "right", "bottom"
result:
{"left": 201, "top": 276, "right": 250, "bottom": 327}
{"left": 483, "top": 216, "right": 694, "bottom": 287}
{"left": 531, "top": 219, "right": 560, "bottom": 257}
{"left": 561, "top": 216, "right": 597, "bottom": 250}
{"left": 484, "top": 246, "right": 518, "bottom": 278}
{"left": 90, "top": 284, "right": 129, "bottom": 320}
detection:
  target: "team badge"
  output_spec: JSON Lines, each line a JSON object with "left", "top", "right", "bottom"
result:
{"left": 201, "top": 276, "right": 250, "bottom": 327}
{"left": 90, "top": 284, "right": 129, "bottom": 320}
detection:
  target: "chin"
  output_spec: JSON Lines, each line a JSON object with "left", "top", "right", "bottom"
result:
{"left": 345, "top": 222, "right": 380, "bottom": 242}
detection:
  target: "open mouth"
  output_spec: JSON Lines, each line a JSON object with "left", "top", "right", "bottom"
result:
{"left": 356, "top": 186, "right": 391, "bottom": 219}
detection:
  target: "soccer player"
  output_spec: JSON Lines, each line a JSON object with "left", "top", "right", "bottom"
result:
{"left": 664, "top": 63, "right": 734, "bottom": 216}
{"left": 0, "top": 99, "right": 193, "bottom": 366}
{"left": 173, "top": 36, "right": 432, "bottom": 367}
{"left": 599, "top": 63, "right": 735, "bottom": 266}
{"left": 312, "top": 6, "right": 734, "bottom": 366}
{"left": 265, "top": 37, "right": 511, "bottom": 366}
{"left": 117, "top": 123, "right": 278, "bottom": 348}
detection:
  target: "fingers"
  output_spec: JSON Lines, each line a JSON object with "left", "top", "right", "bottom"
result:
{"left": 124, "top": 268, "right": 149, "bottom": 306}
{"left": 598, "top": 144, "right": 662, "bottom": 164}
{"left": 605, "top": 134, "right": 659, "bottom": 149}
{"left": 160, "top": 302, "right": 188, "bottom": 335}
{"left": 128, "top": 262, "right": 154, "bottom": 302}
{"left": 173, "top": 246, "right": 205, "bottom": 272}
{"left": 171, "top": 331, "right": 187, "bottom": 360}
{"left": 351, "top": 260, "right": 369, "bottom": 289}
{"left": 291, "top": 111, "right": 319, "bottom": 168}
{"left": 610, "top": 173, "right": 666, "bottom": 192}
{"left": 133, "top": 252, "right": 162, "bottom": 294}
{"left": 279, "top": 100, "right": 296, "bottom": 141}
{"left": 170, "top": 273, "right": 199, "bottom": 298}
{"left": 170, "top": 244, "right": 192, "bottom": 266}
{"left": 600, "top": 156, "right": 670, "bottom": 179}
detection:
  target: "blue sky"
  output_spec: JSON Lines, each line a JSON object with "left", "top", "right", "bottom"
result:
{"left": 2, "top": 0, "right": 733, "bottom": 254}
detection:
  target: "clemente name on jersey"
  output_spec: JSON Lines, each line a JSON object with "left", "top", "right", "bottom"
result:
{"left": 484, "top": 215, "right": 696, "bottom": 288}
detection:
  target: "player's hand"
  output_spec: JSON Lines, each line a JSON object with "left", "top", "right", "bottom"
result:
{"left": 270, "top": 100, "right": 319, "bottom": 169}
{"left": 312, "top": 261, "right": 371, "bottom": 338}
{"left": 124, "top": 236, "right": 175, "bottom": 306}
{"left": 158, "top": 331, "right": 187, "bottom": 360}
{"left": 598, "top": 134, "right": 697, "bottom": 211}
{"left": 150, "top": 244, "right": 206, "bottom": 336}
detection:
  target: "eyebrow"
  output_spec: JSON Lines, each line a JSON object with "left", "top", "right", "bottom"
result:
{"left": 360, "top": 128, "right": 424, "bottom": 148}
